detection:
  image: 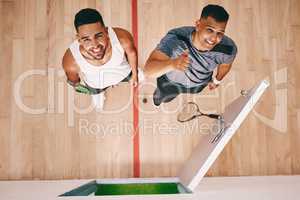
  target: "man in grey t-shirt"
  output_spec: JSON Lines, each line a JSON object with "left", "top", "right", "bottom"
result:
{"left": 144, "top": 4, "right": 237, "bottom": 106}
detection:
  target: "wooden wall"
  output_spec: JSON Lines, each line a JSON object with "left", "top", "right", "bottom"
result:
{"left": 0, "top": 0, "right": 299, "bottom": 180}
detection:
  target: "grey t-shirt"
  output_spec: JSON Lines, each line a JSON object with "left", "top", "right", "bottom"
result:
{"left": 156, "top": 26, "right": 237, "bottom": 88}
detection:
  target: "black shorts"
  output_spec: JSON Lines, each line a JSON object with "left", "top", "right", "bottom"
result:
{"left": 153, "top": 75, "right": 208, "bottom": 105}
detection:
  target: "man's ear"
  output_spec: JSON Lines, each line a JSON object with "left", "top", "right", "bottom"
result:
{"left": 195, "top": 19, "right": 201, "bottom": 31}
{"left": 76, "top": 34, "right": 83, "bottom": 44}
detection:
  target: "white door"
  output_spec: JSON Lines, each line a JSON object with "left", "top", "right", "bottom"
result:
{"left": 178, "top": 80, "right": 270, "bottom": 192}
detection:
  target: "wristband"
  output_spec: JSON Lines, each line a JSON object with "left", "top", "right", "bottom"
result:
{"left": 67, "top": 79, "right": 80, "bottom": 87}
{"left": 212, "top": 77, "right": 221, "bottom": 85}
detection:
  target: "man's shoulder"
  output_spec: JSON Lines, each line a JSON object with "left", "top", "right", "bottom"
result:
{"left": 156, "top": 27, "right": 193, "bottom": 57}
{"left": 160, "top": 26, "right": 194, "bottom": 45}
{"left": 167, "top": 26, "right": 194, "bottom": 37}
{"left": 62, "top": 48, "right": 79, "bottom": 71}
{"left": 220, "top": 35, "right": 237, "bottom": 47}
{"left": 112, "top": 27, "right": 132, "bottom": 40}
{"left": 112, "top": 27, "right": 134, "bottom": 48}
{"left": 211, "top": 35, "right": 237, "bottom": 55}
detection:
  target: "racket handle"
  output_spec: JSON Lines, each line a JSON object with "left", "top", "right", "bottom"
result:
{"left": 207, "top": 114, "right": 221, "bottom": 119}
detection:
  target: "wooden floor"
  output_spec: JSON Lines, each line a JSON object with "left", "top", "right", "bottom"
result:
{"left": 0, "top": 0, "right": 299, "bottom": 180}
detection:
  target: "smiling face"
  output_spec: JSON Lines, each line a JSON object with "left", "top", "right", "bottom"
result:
{"left": 77, "top": 22, "right": 109, "bottom": 60}
{"left": 193, "top": 16, "right": 227, "bottom": 51}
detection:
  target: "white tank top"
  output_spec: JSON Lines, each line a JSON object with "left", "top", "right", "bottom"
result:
{"left": 69, "top": 27, "right": 131, "bottom": 89}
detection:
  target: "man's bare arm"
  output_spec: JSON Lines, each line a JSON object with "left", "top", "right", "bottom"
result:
{"left": 207, "top": 62, "right": 233, "bottom": 90}
{"left": 62, "top": 49, "right": 80, "bottom": 84}
{"left": 114, "top": 28, "right": 138, "bottom": 85}
{"left": 215, "top": 63, "right": 233, "bottom": 81}
{"left": 144, "top": 50, "right": 190, "bottom": 78}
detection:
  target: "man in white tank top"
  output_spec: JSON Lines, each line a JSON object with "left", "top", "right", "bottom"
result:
{"left": 62, "top": 8, "right": 139, "bottom": 110}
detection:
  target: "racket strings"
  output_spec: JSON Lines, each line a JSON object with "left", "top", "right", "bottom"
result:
{"left": 177, "top": 102, "right": 200, "bottom": 122}
{"left": 177, "top": 102, "right": 222, "bottom": 122}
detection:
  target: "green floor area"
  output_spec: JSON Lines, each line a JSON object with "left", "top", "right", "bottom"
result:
{"left": 95, "top": 183, "right": 180, "bottom": 196}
